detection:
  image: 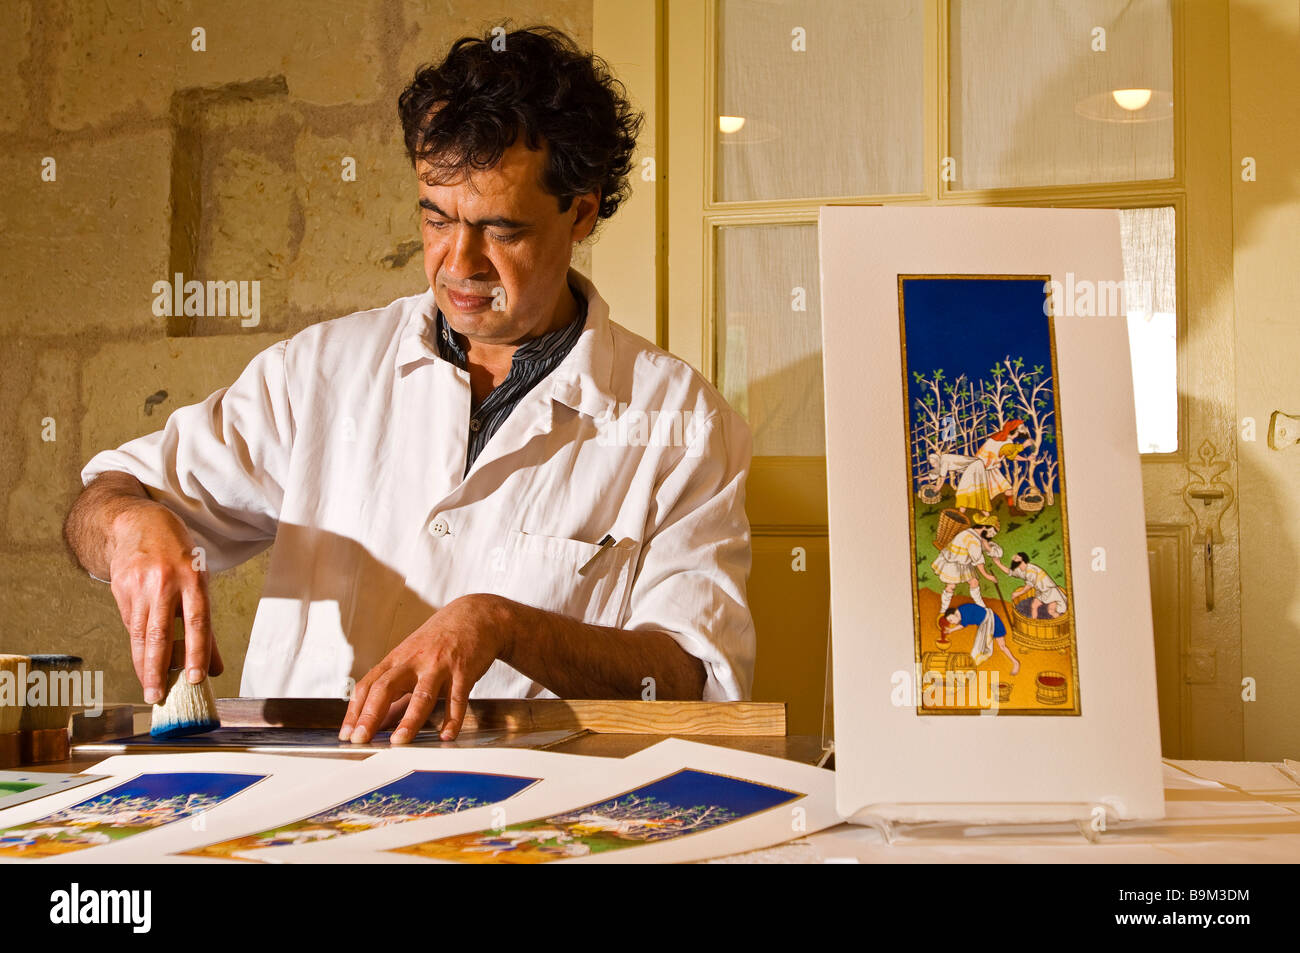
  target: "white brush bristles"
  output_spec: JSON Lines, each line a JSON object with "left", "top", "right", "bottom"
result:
{"left": 151, "top": 667, "right": 220, "bottom": 739}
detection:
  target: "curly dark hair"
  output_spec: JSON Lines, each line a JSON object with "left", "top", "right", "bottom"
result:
{"left": 398, "top": 24, "right": 644, "bottom": 233}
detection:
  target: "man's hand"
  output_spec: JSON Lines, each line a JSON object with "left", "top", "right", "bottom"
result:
{"left": 107, "top": 502, "right": 222, "bottom": 704}
{"left": 339, "top": 594, "right": 512, "bottom": 744}
{"left": 64, "top": 471, "right": 223, "bottom": 704}
{"left": 338, "top": 591, "right": 708, "bottom": 745}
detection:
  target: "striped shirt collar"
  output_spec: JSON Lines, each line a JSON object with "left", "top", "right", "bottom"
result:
{"left": 434, "top": 281, "right": 588, "bottom": 370}
{"left": 396, "top": 268, "right": 617, "bottom": 421}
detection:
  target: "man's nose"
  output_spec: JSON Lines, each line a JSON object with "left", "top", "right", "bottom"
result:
{"left": 444, "top": 225, "right": 491, "bottom": 281}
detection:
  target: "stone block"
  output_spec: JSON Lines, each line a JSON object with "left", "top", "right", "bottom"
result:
{"left": 397, "top": 1, "right": 592, "bottom": 86}
{"left": 0, "top": 552, "right": 137, "bottom": 702}
{"left": 0, "top": 128, "right": 173, "bottom": 335}
{"left": 50, "top": 0, "right": 384, "bottom": 131}
{"left": 288, "top": 119, "right": 427, "bottom": 320}
{"left": 0, "top": 1, "right": 32, "bottom": 133}
{"left": 79, "top": 332, "right": 285, "bottom": 466}
{"left": 3, "top": 347, "right": 79, "bottom": 544}
{"left": 0, "top": 549, "right": 262, "bottom": 704}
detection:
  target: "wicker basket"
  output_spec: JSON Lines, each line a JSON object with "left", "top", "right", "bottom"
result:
{"left": 934, "top": 508, "right": 971, "bottom": 551}
{"left": 1010, "top": 605, "right": 1072, "bottom": 651}
{"left": 1018, "top": 490, "right": 1046, "bottom": 514}
{"left": 918, "top": 483, "right": 943, "bottom": 505}
{"left": 1035, "top": 671, "right": 1069, "bottom": 705}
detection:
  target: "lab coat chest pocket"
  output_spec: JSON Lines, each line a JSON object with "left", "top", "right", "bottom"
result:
{"left": 500, "top": 530, "right": 639, "bottom": 628}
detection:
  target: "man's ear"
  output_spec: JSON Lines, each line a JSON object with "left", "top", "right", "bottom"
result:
{"left": 571, "top": 191, "right": 601, "bottom": 242}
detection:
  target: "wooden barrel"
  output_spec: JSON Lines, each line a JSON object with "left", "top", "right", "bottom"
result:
{"left": 922, "top": 650, "right": 977, "bottom": 674}
{"left": 934, "top": 508, "right": 971, "bottom": 550}
{"left": 1010, "top": 605, "right": 1072, "bottom": 651}
{"left": 1035, "top": 671, "right": 1069, "bottom": 705}
{"left": 997, "top": 680, "right": 1012, "bottom": 703}
{"left": 921, "top": 651, "right": 949, "bottom": 673}
{"left": 945, "top": 652, "right": 976, "bottom": 672}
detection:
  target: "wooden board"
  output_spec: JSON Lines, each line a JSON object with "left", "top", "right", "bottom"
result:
{"left": 216, "top": 698, "right": 787, "bottom": 736}
{"left": 545, "top": 733, "right": 827, "bottom": 765}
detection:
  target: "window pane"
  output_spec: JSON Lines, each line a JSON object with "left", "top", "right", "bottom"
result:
{"left": 716, "top": 0, "right": 924, "bottom": 202}
{"left": 950, "top": 0, "right": 1174, "bottom": 189}
{"left": 717, "top": 223, "right": 825, "bottom": 455}
{"left": 1120, "top": 206, "right": 1177, "bottom": 453}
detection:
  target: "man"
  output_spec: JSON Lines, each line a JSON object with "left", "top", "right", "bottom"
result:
{"left": 930, "top": 519, "right": 1002, "bottom": 615}
{"left": 62, "top": 26, "right": 755, "bottom": 744}
{"left": 938, "top": 604, "right": 1020, "bottom": 674}
{"left": 1005, "top": 551, "right": 1068, "bottom": 619}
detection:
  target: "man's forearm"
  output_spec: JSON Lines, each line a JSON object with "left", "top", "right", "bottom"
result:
{"left": 488, "top": 596, "right": 708, "bottom": 700}
{"left": 63, "top": 471, "right": 153, "bottom": 579}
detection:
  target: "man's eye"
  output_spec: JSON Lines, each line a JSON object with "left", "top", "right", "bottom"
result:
{"left": 490, "top": 230, "right": 520, "bottom": 243}
{"left": 426, "top": 220, "right": 450, "bottom": 230}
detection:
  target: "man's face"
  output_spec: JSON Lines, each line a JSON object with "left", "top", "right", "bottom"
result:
{"left": 417, "top": 138, "right": 598, "bottom": 345}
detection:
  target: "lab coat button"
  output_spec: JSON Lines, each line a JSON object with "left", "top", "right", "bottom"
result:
{"left": 469, "top": 417, "right": 481, "bottom": 433}
{"left": 428, "top": 517, "right": 450, "bottom": 537}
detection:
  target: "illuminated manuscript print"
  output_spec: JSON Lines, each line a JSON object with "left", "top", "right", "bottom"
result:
{"left": 389, "top": 768, "right": 802, "bottom": 863}
{"left": 0, "top": 772, "right": 264, "bottom": 858}
{"left": 183, "top": 770, "right": 539, "bottom": 861}
{"left": 900, "top": 276, "right": 1081, "bottom": 715}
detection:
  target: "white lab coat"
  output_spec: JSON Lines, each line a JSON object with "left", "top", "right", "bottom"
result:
{"left": 80, "top": 269, "right": 756, "bottom": 701}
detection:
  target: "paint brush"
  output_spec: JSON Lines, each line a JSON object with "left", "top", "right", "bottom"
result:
{"left": 18, "top": 654, "right": 82, "bottom": 764}
{"left": 151, "top": 639, "right": 220, "bottom": 738}
{"left": 0, "top": 654, "right": 27, "bottom": 768}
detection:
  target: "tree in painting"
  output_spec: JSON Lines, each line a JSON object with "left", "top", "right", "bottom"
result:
{"left": 911, "top": 353, "right": 1058, "bottom": 509}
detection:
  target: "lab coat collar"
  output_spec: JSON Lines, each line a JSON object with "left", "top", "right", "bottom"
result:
{"left": 394, "top": 267, "right": 617, "bottom": 421}
{"left": 550, "top": 267, "right": 617, "bottom": 421}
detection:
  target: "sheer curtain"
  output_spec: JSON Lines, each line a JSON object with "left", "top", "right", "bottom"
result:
{"left": 950, "top": 0, "right": 1174, "bottom": 189}
{"left": 716, "top": 0, "right": 924, "bottom": 202}
{"left": 718, "top": 224, "right": 825, "bottom": 456}
{"left": 1120, "top": 206, "right": 1178, "bottom": 452}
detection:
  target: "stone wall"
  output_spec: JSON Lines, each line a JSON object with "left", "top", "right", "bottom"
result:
{"left": 0, "top": 0, "right": 592, "bottom": 703}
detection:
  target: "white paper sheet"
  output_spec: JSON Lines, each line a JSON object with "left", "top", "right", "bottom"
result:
{"left": 247, "top": 739, "right": 839, "bottom": 864}
{"left": 0, "top": 771, "right": 108, "bottom": 811}
{"left": 820, "top": 206, "right": 1165, "bottom": 824}
{"left": 105, "top": 747, "right": 604, "bottom": 863}
{"left": 0, "top": 753, "right": 346, "bottom": 863}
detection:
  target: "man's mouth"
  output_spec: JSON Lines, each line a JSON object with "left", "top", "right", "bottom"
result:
{"left": 447, "top": 288, "right": 495, "bottom": 311}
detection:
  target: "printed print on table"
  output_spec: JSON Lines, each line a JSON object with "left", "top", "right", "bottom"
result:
{"left": 0, "top": 772, "right": 264, "bottom": 858}
{"left": 900, "top": 276, "right": 1081, "bottom": 715}
{"left": 183, "top": 770, "right": 539, "bottom": 860}
{"left": 391, "top": 768, "right": 802, "bottom": 863}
